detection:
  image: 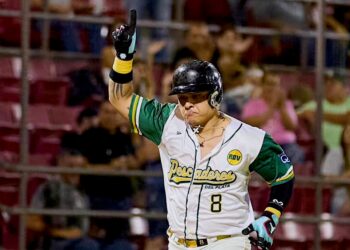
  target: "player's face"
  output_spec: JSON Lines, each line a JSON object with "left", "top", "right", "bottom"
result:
{"left": 177, "top": 92, "right": 215, "bottom": 126}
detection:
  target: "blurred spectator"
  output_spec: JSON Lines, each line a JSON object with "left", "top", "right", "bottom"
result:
{"left": 60, "top": 107, "right": 99, "bottom": 152}
{"left": 220, "top": 65, "right": 263, "bottom": 118}
{"left": 242, "top": 71, "right": 305, "bottom": 164}
{"left": 127, "top": 52, "right": 168, "bottom": 249}
{"left": 307, "top": 3, "right": 349, "bottom": 67}
{"left": 67, "top": 65, "right": 107, "bottom": 106}
{"left": 298, "top": 71, "right": 350, "bottom": 176}
{"left": 31, "top": 0, "right": 104, "bottom": 54}
{"left": 79, "top": 101, "right": 140, "bottom": 249}
{"left": 130, "top": 40, "right": 165, "bottom": 99}
{"left": 184, "top": 0, "right": 233, "bottom": 25}
{"left": 337, "top": 123, "right": 350, "bottom": 215}
{"left": 289, "top": 82, "right": 314, "bottom": 110}
{"left": 247, "top": 1, "right": 307, "bottom": 30}
{"left": 31, "top": 0, "right": 81, "bottom": 52}
{"left": 135, "top": 138, "right": 168, "bottom": 250}
{"left": 172, "top": 22, "right": 216, "bottom": 63}
{"left": 123, "top": 0, "right": 172, "bottom": 62}
{"left": 211, "top": 25, "right": 254, "bottom": 71}
{"left": 226, "top": 0, "right": 249, "bottom": 25}
{"left": 73, "top": 0, "right": 105, "bottom": 54}
{"left": 246, "top": 1, "right": 307, "bottom": 65}
{"left": 27, "top": 150, "right": 98, "bottom": 250}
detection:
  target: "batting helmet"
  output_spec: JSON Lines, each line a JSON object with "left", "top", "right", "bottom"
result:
{"left": 169, "top": 60, "right": 223, "bottom": 109}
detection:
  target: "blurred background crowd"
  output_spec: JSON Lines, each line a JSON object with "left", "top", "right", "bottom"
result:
{"left": 1, "top": 0, "right": 350, "bottom": 249}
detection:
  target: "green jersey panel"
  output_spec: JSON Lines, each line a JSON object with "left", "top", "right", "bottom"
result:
{"left": 128, "top": 94, "right": 176, "bottom": 145}
{"left": 250, "top": 134, "right": 294, "bottom": 186}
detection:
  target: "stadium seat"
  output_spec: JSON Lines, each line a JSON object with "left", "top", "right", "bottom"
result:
{"left": 0, "top": 57, "right": 17, "bottom": 78}
{"left": 48, "top": 106, "right": 82, "bottom": 130}
{"left": 30, "top": 128, "right": 63, "bottom": 155}
{"left": 1, "top": 0, "right": 20, "bottom": 10}
{"left": 0, "top": 172, "right": 21, "bottom": 187}
{"left": 30, "top": 79, "right": 70, "bottom": 105}
{"left": 0, "top": 77, "right": 21, "bottom": 103}
{"left": 0, "top": 134, "right": 20, "bottom": 153}
{"left": 28, "top": 59, "right": 57, "bottom": 81}
{"left": 0, "top": 150, "right": 19, "bottom": 164}
{"left": 28, "top": 153, "right": 53, "bottom": 166}
{"left": 0, "top": 186, "right": 19, "bottom": 206}
{"left": 26, "top": 105, "right": 52, "bottom": 129}
{"left": 0, "top": 102, "right": 16, "bottom": 126}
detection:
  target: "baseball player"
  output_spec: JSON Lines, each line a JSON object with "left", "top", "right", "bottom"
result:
{"left": 108, "top": 10, "right": 295, "bottom": 250}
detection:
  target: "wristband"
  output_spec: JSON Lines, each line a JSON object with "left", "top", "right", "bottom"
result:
{"left": 109, "top": 58, "right": 133, "bottom": 83}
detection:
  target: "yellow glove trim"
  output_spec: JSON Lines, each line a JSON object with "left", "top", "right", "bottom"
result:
{"left": 265, "top": 207, "right": 281, "bottom": 218}
{"left": 113, "top": 58, "right": 133, "bottom": 74}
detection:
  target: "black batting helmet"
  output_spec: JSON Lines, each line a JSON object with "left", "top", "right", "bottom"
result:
{"left": 169, "top": 60, "right": 223, "bottom": 109}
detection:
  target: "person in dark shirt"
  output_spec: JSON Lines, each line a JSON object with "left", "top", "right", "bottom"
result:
{"left": 27, "top": 150, "right": 99, "bottom": 250}
{"left": 79, "top": 101, "right": 140, "bottom": 250}
{"left": 60, "top": 107, "right": 98, "bottom": 152}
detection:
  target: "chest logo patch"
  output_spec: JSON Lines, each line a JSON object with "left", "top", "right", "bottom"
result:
{"left": 227, "top": 149, "right": 242, "bottom": 165}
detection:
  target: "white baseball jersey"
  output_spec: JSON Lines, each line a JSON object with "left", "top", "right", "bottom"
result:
{"left": 128, "top": 95, "right": 294, "bottom": 240}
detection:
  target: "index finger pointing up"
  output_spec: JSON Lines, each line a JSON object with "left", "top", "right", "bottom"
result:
{"left": 128, "top": 9, "right": 137, "bottom": 34}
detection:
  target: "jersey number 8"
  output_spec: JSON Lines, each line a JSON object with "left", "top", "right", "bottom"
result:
{"left": 211, "top": 194, "right": 222, "bottom": 212}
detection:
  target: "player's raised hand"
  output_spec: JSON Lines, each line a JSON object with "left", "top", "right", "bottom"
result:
{"left": 112, "top": 9, "right": 137, "bottom": 60}
{"left": 242, "top": 214, "right": 279, "bottom": 250}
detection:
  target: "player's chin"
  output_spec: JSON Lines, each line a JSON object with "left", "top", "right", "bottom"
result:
{"left": 186, "top": 117, "right": 201, "bottom": 127}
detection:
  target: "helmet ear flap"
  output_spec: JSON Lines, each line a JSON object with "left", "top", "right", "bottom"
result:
{"left": 209, "top": 91, "right": 220, "bottom": 109}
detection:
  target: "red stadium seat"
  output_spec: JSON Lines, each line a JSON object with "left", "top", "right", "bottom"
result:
{"left": 0, "top": 77, "right": 21, "bottom": 102}
{"left": 27, "top": 105, "right": 52, "bottom": 129}
{"left": 28, "top": 59, "right": 57, "bottom": 81}
{"left": 0, "top": 172, "right": 21, "bottom": 187}
{"left": 30, "top": 79, "right": 70, "bottom": 105}
{"left": 48, "top": 106, "right": 82, "bottom": 131}
{"left": 0, "top": 186, "right": 19, "bottom": 206}
{"left": 0, "top": 57, "right": 17, "bottom": 78}
{"left": 30, "top": 128, "right": 63, "bottom": 155}
{"left": 29, "top": 153, "right": 53, "bottom": 166}
{"left": 1, "top": 0, "right": 20, "bottom": 10}
{"left": 0, "top": 150, "right": 19, "bottom": 164}
{"left": 0, "top": 134, "right": 20, "bottom": 153}
{"left": 0, "top": 102, "right": 16, "bottom": 126}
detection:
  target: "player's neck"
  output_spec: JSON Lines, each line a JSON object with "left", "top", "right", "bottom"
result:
{"left": 192, "top": 112, "right": 226, "bottom": 135}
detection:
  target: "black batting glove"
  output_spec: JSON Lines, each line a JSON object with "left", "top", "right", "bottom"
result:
{"left": 112, "top": 9, "right": 137, "bottom": 61}
{"left": 109, "top": 9, "right": 137, "bottom": 83}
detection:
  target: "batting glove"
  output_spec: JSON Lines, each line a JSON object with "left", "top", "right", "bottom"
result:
{"left": 112, "top": 9, "right": 137, "bottom": 61}
{"left": 109, "top": 9, "right": 137, "bottom": 83}
{"left": 242, "top": 214, "right": 279, "bottom": 250}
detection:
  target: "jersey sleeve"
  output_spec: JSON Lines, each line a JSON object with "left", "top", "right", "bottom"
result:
{"left": 249, "top": 134, "right": 294, "bottom": 186}
{"left": 128, "top": 94, "right": 177, "bottom": 145}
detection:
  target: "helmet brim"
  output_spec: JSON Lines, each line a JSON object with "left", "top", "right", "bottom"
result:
{"left": 169, "top": 84, "right": 213, "bottom": 96}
